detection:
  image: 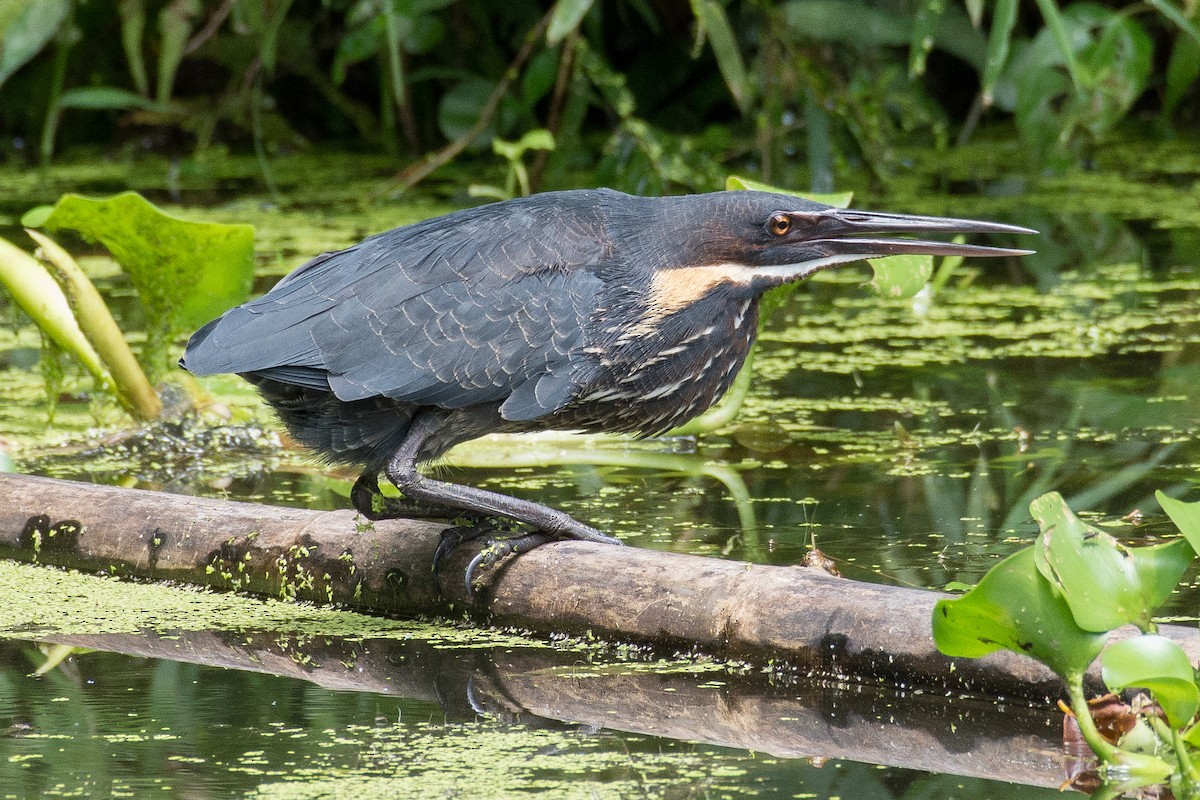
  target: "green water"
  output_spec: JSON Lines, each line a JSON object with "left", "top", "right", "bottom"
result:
{"left": 0, "top": 142, "right": 1197, "bottom": 798}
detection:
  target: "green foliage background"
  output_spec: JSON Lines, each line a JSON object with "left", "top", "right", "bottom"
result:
{"left": 0, "top": 0, "right": 1196, "bottom": 189}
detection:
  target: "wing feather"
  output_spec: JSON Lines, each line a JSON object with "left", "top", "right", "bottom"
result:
{"left": 182, "top": 190, "right": 618, "bottom": 419}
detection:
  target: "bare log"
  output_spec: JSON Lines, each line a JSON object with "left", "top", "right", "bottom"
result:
{"left": 1, "top": 472, "right": 1196, "bottom": 702}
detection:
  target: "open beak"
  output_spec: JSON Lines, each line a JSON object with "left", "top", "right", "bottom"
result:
{"left": 796, "top": 208, "right": 1037, "bottom": 260}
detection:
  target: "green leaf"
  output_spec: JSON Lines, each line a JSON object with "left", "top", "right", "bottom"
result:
{"left": 513, "top": 128, "right": 555, "bottom": 153}
{"left": 331, "top": 16, "right": 381, "bottom": 86}
{"left": 690, "top": 0, "right": 750, "bottom": 111}
{"left": 1031, "top": 492, "right": 1194, "bottom": 632}
{"left": 779, "top": 0, "right": 987, "bottom": 72}
{"left": 1031, "top": 0, "right": 1085, "bottom": 92}
{"left": 118, "top": 0, "right": 149, "bottom": 96}
{"left": 1146, "top": 0, "right": 1200, "bottom": 47}
{"left": 0, "top": 0, "right": 71, "bottom": 88}
{"left": 981, "top": 0, "right": 1019, "bottom": 105}
{"left": 25, "top": 228, "right": 161, "bottom": 420}
{"left": 1101, "top": 635, "right": 1200, "bottom": 729}
{"left": 725, "top": 175, "right": 853, "bottom": 208}
{"left": 55, "top": 86, "right": 177, "bottom": 112}
{"left": 21, "top": 193, "right": 254, "bottom": 369}
{"left": 1156, "top": 491, "right": 1200, "bottom": 555}
{"left": 547, "top": 0, "right": 594, "bottom": 46}
{"left": 156, "top": 0, "right": 199, "bottom": 103}
{"left": 866, "top": 254, "right": 932, "bottom": 299}
{"left": 932, "top": 545, "right": 1107, "bottom": 681}
{"left": 964, "top": 0, "right": 984, "bottom": 28}
{"left": 1163, "top": 33, "right": 1200, "bottom": 119}
{"left": 437, "top": 78, "right": 497, "bottom": 149}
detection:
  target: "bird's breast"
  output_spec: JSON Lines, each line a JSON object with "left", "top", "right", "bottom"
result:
{"left": 553, "top": 294, "right": 759, "bottom": 436}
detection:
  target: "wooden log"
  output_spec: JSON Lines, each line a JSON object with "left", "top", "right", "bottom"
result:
{"left": 2, "top": 472, "right": 1197, "bottom": 702}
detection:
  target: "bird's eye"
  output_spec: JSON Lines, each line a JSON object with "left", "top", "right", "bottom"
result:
{"left": 768, "top": 214, "right": 791, "bottom": 236}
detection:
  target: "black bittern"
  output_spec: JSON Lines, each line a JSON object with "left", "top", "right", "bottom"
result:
{"left": 181, "top": 189, "right": 1034, "bottom": 553}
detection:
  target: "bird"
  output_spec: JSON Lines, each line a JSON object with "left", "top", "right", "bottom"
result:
{"left": 181, "top": 189, "right": 1034, "bottom": 552}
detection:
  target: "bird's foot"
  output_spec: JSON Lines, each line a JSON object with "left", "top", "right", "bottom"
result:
{"left": 432, "top": 523, "right": 498, "bottom": 578}
{"left": 464, "top": 532, "right": 555, "bottom": 596}
{"left": 432, "top": 521, "right": 621, "bottom": 600}
{"left": 352, "top": 475, "right": 488, "bottom": 524}
{"left": 432, "top": 523, "right": 552, "bottom": 599}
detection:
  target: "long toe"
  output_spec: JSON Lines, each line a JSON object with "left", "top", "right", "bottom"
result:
{"left": 464, "top": 531, "right": 555, "bottom": 596}
{"left": 432, "top": 523, "right": 497, "bottom": 578}
{"left": 545, "top": 516, "right": 623, "bottom": 546}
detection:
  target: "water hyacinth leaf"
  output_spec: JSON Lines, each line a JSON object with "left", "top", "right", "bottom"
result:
{"left": 1101, "top": 635, "right": 1200, "bottom": 729}
{"left": 867, "top": 254, "right": 932, "bottom": 299}
{"left": 1031, "top": 492, "right": 1193, "bottom": 633}
{"left": 932, "top": 545, "right": 1106, "bottom": 681}
{"left": 724, "top": 175, "right": 853, "bottom": 208}
{"left": 1156, "top": 491, "right": 1200, "bottom": 554}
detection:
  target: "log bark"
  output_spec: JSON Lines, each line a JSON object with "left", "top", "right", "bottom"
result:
{"left": 1, "top": 472, "right": 1197, "bottom": 703}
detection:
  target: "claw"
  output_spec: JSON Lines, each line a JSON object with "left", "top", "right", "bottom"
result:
{"left": 464, "top": 532, "right": 554, "bottom": 597}
{"left": 432, "top": 524, "right": 494, "bottom": 579}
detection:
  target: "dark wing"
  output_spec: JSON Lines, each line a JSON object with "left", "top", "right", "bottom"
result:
{"left": 181, "top": 190, "right": 616, "bottom": 421}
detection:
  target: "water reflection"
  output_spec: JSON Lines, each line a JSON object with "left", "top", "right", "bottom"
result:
{"left": 0, "top": 634, "right": 1070, "bottom": 799}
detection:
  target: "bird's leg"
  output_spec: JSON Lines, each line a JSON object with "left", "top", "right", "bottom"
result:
{"left": 350, "top": 472, "right": 488, "bottom": 525}
{"left": 384, "top": 413, "right": 622, "bottom": 546}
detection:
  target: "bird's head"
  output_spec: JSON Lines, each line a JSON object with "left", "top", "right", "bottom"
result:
{"left": 626, "top": 190, "right": 1035, "bottom": 289}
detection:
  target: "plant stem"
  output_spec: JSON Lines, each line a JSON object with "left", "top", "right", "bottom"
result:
{"left": 26, "top": 230, "right": 162, "bottom": 421}
{"left": 1171, "top": 726, "right": 1198, "bottom": 784}
{"left": 1066, "top": 678, "right": 1123, "bottom": 763}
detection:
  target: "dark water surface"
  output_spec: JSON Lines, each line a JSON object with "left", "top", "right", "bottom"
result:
{"left": 1, "top": 148, "right": 1198, "bottom": 798}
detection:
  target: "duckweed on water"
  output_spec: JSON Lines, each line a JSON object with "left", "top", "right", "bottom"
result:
{"left": 0, "top": 560, "right": 544, "bottom": 648}
{"left": 247, "top": 722, "right": 754, "bottom": 800}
